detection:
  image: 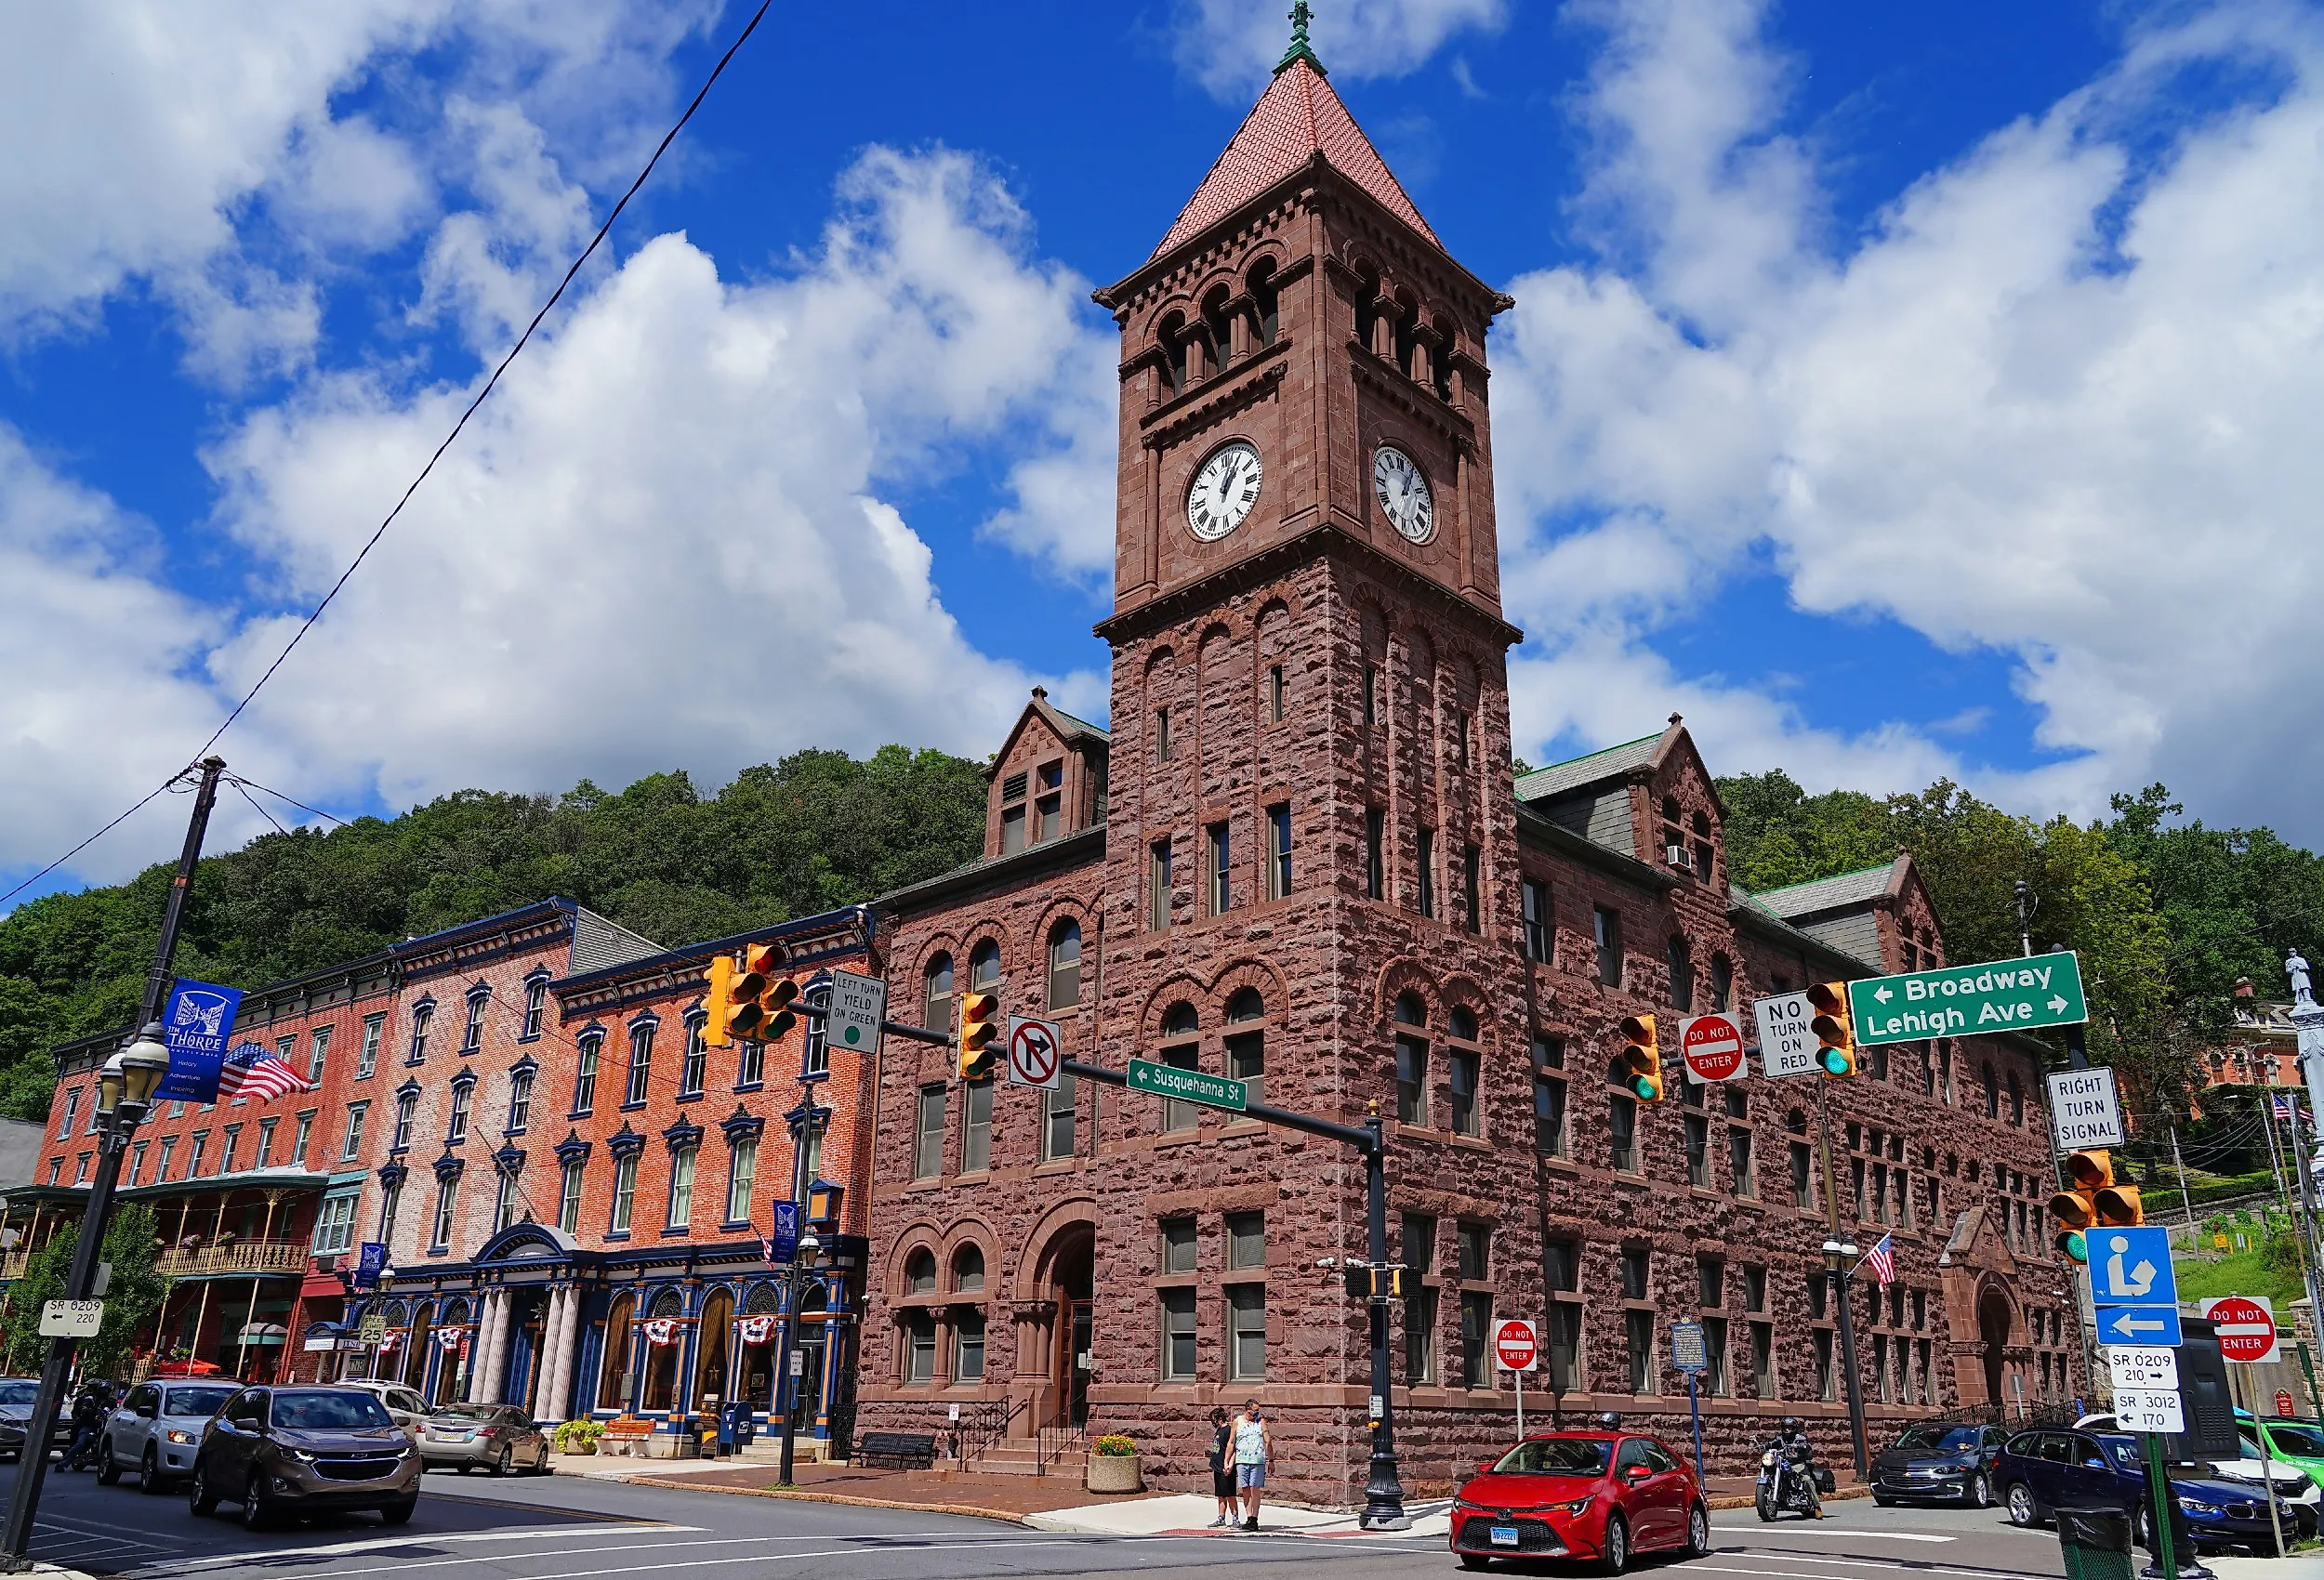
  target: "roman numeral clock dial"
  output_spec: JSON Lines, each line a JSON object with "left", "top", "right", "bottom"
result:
{"left": 1373, "top": 444, "right": 1434, "bottom": 544}
{"left": 1186, "top": 440, "right": 1262, "bottom": 542}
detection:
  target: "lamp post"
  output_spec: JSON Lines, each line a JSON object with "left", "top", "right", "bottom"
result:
{"left": 1822, "top": 1237, "right": 1869, "bottom": 1479}
{"left": 772, "top": 1085, "right": 831, "bottom": 1486}
{"left": 1, "top": 1028, "right": 170, "bottom": 1567}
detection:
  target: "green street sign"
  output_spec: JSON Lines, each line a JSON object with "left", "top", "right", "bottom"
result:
{"left": 1128, "top": 1058, "right": 1249, "bottom": 1114}
{"left": 1848, "top": 950, "right": 2087, "bottom": 1047}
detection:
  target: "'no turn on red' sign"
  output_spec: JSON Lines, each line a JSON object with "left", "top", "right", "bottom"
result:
{"left": 2204, "top": 1296, "right": 2279, "bottom": 1364}
{"left": 1493, "top": 1318, "right": 1538, "bottom": 1373}
{"left": 1679, "top": 1012, "right": 1747, "bottom": 1083}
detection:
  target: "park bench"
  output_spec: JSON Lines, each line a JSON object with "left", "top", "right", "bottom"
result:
{"left": 854, "top": 1430, "right": 938, "bottom": 1469}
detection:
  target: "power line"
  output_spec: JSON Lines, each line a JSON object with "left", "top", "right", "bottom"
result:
{"left": 231, "top": 781, "right": 291, "bottom": 840}
{"left": 226, "top": 776, "right": 351, "bottom": 829}
{"left": 3, "top": 0, "right": 775, "bottom": 909}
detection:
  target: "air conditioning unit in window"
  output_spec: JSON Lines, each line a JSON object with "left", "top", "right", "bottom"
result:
{"left": 1666, "top": 843, "right": 1690, "bottom": 870}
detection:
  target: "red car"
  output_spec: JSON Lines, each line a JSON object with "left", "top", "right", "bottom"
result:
{"left": 1449, "top": 1430, "right": 1711, "bottom": 1574}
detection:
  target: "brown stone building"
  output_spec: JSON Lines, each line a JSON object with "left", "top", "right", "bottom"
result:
{"left": 854, "top": 39, "right": 2082, "bottom": 1502}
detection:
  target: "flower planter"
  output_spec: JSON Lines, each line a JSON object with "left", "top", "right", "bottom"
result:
{"left": 1086, "top": 1452, "right": 1142, "bottom": 1494}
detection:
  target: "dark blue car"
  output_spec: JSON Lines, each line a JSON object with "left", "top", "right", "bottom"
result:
{"left": 1994, "top": 1428, "right": 2293, "bottom": 1554}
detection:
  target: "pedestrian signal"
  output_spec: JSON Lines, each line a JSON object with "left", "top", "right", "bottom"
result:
{"left": 957, "top": 991, "right": 1001, "bottom": 1082}
{"left": 2050, "top": 1149, "right": 2141, "bottom": 1263}
{"left": 1611, "top": 1015, "right": 1661, "bottom": 1102}
{"left": 1342, "top": 1263, "right": 1406, "bottom": 1300}
{"left": 1808, "top": 982, "right": 1855, "bottom": 1077}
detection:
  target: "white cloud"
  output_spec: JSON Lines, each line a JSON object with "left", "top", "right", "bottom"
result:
{"left": 190, "top": 148, "right": 1104, "bottom": 823}
{"left": 1491, "top": 0, "right": 2324, "bottom": 833}
{"left": 1174, "top": 0, "right": 1507, "bottom": 98}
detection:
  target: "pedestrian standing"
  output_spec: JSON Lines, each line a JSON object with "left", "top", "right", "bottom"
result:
{"left": 1207, "top": 1406, "right": 1236, "bottom": 1527}
{"left": 1232, "top": 1397, "right": 1272, "bottom": 1532}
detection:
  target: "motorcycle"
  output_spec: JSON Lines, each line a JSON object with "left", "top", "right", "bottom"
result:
{"left": 1756, "top": 1437, "right": 1822, "bottom": 1521}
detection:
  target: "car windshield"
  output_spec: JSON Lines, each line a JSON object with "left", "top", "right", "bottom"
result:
{"left": 0, "top": 1382, "right": 40, "bottom": 1411}
{"left": 271, "top": 1393, "right": 392, "bottom": 1430}
{"left": 2099, "top": 1437, "right": 2143, "bottom": 1468}
{"left": 2266, "top": 1422, "right": 2324, "bottom": 1455}
{"left": 432, "top": 1404, "right": 499, "bottom": 1422}
{"left": 164, "top": 1387, "right": 235, "bottom": 1417}
{"left": 1491, "top": 1439, "right": 1611, "bottom": 1476}
{"left": 1892, "top": 1426, "right": 1979, "bottom": 1453}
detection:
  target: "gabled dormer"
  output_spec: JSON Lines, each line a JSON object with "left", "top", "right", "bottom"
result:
{"left": 1747, "top": 853, "right": 1947, "bottom": 975}
{"left": 984, "top": 687, "right": 1110, "bottom": 860}
{"left": 1514, "top": 714, "right": 1726, "bottom": 888}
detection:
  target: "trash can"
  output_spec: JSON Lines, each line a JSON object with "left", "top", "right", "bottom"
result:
{"left": 2055, "top": 1506, "right": 2134, "bottom": 1580}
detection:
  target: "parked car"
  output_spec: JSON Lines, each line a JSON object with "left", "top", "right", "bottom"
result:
{"left": 418, "top": 1403, "right": 548, "bottom": 1475}
{"left": 0, "top": 1376, "right": 70, "bottom": 1462}
{"left": 2079, "top": 1411, "right": 2319, "bottom": 1534}
{"left": 1995, "top": 1427, "right": 2299, "bottom": 1554}
{"left": 1870, "top": 1422, "right": 2008, "bottom": 1508}
{"left": 340, "top": 1380, "right": 431, "bottom": 1438}
{"left": 1449, "top": 1430, "right": 1710, "bottom": 1573}
{"left": 99, "top": 1380, "right": 237, "bottom": 1490}
{"left": 2245, "top": 1415, "right": 2324, "bottom": 1496}
{"left": 187, "top": 1386, "right": 420, "bottom": 1528}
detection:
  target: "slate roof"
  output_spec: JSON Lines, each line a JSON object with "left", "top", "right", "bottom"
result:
{"left": 1512, "top": 732, "right": 1660, "bottom": 803}
{"left": 1151, "top": 56, "right": 1438, "bottom": 260}
{"left": 1750, "top": 858, "right": 1906, "bottom": 920}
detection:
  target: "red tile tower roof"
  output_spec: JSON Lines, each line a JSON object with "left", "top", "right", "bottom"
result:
{"left": 1151, "top": 54, "right": 1439, "bottom": 261}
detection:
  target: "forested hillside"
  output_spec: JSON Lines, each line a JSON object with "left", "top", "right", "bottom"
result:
{"left": 1720, "top": 772, "right": 2324, "bottom": 1116}
{"left": 0, "top": 747, "right": 987, "bottom": 1119}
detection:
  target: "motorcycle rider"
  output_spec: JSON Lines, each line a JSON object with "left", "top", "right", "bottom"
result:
{"left": 61, "top": 1377, "right": 114, "bottom": 1472}
{"left": 1776, "top": 1417, "right": 1824, "bottom": 1518}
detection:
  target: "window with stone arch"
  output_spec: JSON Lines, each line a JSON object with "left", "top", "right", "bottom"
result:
{"left": 969, "top": 939, "right": 1000, "bottom": 993}
{"left": 1393, "top": 992, "right": 1429, "bottom": 1126}
{"left": 1224, "top": 987, "right": 1264, "bottom": 1107}
{"left": 904, "top": 1247, "right": 937, "bottom": 1297}
{"left": 1428, "top": 311, "right": 1456, "bottom": 401}
{"left": 1158, "top": 309, "right": 1188, "bottom": 398}
{"left": 1248, "top": 257, "right": 1280, "bottom": 345}
{"left": 952, "top": 1244, "right": 986, "bottom": 1294}
{"left": 1159, "top": 1000, "right": 1201, "bottom": 1132}
{"left": 1446, "top": 1004, "right": 1481, "bottom": 1138}
{"left": 1668, "top": 936, "right": 1695, "bottom": 1012}
{"left": 1709, "top": 953, "right": 1733, "bottom": 1011}
{"left": 1202, "top": 284, "right": 1234, "bottom": 372}
{"left": 1047, "top": 919, "right": 1081, "bottom": 1010}
{"left": 922, "top": 951, "right": 954, "bottom": 1033}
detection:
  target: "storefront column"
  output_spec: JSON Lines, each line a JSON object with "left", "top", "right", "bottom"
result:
{"left": 480, "top": 1290, "right": 509, "bottom": 1402}
{"left": 540, "top": 1287, "right": 574, "bottom": 1420}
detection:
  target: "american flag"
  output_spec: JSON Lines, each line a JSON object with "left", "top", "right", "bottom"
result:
{"left": 2275, "top": 1091, "right": 2297, "bottom": 1125}
{"left": 1860, "top": 1232, "right": 1896, "bottom": 1286}
{"left": 215, "top": 1043, "right": 315, "bottom": 1104}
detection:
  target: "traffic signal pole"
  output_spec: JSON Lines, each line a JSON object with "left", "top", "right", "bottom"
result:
{"left": 2, "top": 757, "right": 224, "bottom": 1570}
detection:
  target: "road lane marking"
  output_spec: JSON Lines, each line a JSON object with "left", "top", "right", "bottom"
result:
{"left": 1701, "top": 1556, "right": 2050, "bottom": 1580}
{"left": 1709, "top": 1526, "right": 1957, "bottom": 1543}
{"left": 525, "top": 1535, "right": 1268, "bottom": 1580}
{"left": 126, "top": 1528, "right": 1056, "bottom": 1580}
{"left": 128, "top": 1523, "right": 704, "bottom": 1574}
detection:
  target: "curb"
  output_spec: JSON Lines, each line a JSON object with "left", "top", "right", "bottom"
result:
{"left": 624, "top": 1475, "right": 1030, "bottom": 1524}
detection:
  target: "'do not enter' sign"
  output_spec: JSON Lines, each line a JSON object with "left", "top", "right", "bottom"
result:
{"left": 1493, "top": 1318, "right": 1538, "bottom": 1373}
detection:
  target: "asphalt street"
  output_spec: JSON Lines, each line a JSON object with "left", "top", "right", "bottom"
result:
{"left": 0, "top": 1459, "right": 2077, "bottom": 1580}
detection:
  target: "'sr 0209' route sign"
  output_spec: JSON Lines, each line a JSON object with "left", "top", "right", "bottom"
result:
{"left": 1847, "top": 950, "right": 2088, "bottom": 1047}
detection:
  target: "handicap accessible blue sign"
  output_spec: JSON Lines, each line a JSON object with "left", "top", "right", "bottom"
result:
{"left": 152, "top": 979, "right": 244, "bottom": 1103}
{"left": 2091, "top": 1224, "right": 2182, "bottom": 1348}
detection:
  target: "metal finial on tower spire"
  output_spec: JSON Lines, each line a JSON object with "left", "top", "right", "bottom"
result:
{"left": 1276, "top": 0, "right": 1326, "bottom": 75}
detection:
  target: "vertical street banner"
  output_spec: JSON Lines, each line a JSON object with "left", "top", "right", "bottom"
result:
{"left": 152, "top": 979, "right": 244, "bottom": 1103}
{"left": 353, "top": 1242, "right": 388, "bottom": 1290}
{"left": 768, "top": 1200, "right": 800, "bottom": 1265}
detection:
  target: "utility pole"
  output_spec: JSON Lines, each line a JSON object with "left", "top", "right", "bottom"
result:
{"left": 2172, "top": 1127, "right": 2199, "bottom": 1245}
{"left": 2, "top": 757, "right": 224, "bottom": 1569}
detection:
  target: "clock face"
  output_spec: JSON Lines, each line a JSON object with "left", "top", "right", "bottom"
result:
{"left": 1373, "top": 445, "right": 1434, "bottom": 543}
{"left": 1186, "top": 441, "right": 1262, "bottom": 542}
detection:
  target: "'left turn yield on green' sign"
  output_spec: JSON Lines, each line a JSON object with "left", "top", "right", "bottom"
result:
{"left": 1848, "top": 950, "right": 2088, "bottom": 1047}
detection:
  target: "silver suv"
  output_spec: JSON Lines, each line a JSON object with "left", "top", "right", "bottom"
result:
{"left": 339, "top": 1380, "right": 430, "bottom": 1437}
{"left": 100, "top": 1380, "right": 238, "bottom": 1489}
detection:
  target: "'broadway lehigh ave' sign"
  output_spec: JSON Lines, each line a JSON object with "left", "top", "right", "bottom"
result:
{"left": 1847, "top": 950, "right": 2089, "bottom": 1047}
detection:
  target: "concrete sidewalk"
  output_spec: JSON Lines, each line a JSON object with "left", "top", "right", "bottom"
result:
{"left": 1024, "top": 1492, "right": 1452, "bottom": 1539}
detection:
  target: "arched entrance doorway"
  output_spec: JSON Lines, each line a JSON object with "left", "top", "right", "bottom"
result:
{"left": 1046, "top": 1225, "right": 1093, "bottom": 1428}
{"left": 1977, "top": 1284, "right": 2014, "bottom": 1412}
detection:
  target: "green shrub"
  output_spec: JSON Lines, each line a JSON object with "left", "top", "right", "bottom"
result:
{"left": 553, "top": 1417, "right": 604, "bottom": 1452}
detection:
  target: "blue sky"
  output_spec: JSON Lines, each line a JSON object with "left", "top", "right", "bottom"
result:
{"left": 6, "top": 0, "right": 2324, "bottom": 905}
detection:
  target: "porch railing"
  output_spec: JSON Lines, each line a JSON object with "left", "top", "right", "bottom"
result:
{"left": 0, "top": 1250, "right": 30, "bottom": 1282}
{"left": 157, "top": 1241, "right": 310, "bottom": 1278}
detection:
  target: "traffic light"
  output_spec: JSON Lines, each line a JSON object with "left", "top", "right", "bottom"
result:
{"left": 957, "top": 990, "right": 1001, "bottom": 1082}
{"left": 1808, "top": 982, "right": 1855, "bottom": 1078}
{"left": 1611, "top": 1014, "right": 1662, "bottom": 1102}
{"left": 2050, "top": 1149, "right": 2143, "bottom": 1263}
{"left": 1341, "top": 1263, "right": 1406, "bottom": 1300}
{"left": 701, "top": 955, "right": 738, "bottom": 1047}
{"left": 719, "top": 942, "right": 793, "bottom": 1043}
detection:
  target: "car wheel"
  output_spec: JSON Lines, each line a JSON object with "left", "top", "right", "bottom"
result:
{"left": 1685, "top": 1504, "right": 1711, "bottom": 1558}
{"left": 456, "top": 1462, "right": 471, "bottom": 1475}
{"left": 1458, "top": 1558, "right": 1491, "bottom": 1572}
{"left": 2004, "top": 1482, "right": 2040, "bottom": 1529}
{"left": 95, "top": 1440, "right": 121, "bottom": 1485}
{"left": 1967, "top": 1472, "right": 1993, "bottom": 1509}
{"left": 140, "top": 1446, "right": 165, "bottom": 1494}
{"left": 493, "top": 1444, "right": 512, "bottom": 1478}
{"left": 1596, "top": 1513, "right": 1630, "bottom": 1576}
{"left": 188, "top": 1459, "right": 218, "bottom": 1518}
{"left": 535, "top": 1443, "right": 550, "bottom": 1474}
{"left": 379, "top": 1496, "right": 417, "bottom": 1526}
{"left": 243, "top": 1469, "right": 274, "bottom": 1531}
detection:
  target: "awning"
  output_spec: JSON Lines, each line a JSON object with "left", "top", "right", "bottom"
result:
{"left": 237, "top": 1323, "right": 289, "bottom": 1347}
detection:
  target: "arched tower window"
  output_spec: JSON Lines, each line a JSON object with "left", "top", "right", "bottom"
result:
{"left": 1158, "top": 310, "right": 1188, "bottom": 398}
{"left": 1429, "top": 312, "right": 1455, "bottom": 400}
{"left": 952, "top": 1244, "right": 985, "bottom": 1293}
{"left": 905, "top": 1248, "right": 937, "bottom": 1296}
{"left": 921, "top": 952, "right": 953, "bottom": 1033}
{"left": 1393, "top": 992, "right": 1427, "bottom": 1126}
{"left": 1225, "top": 988, "right": 1264, "bottom": 1105}
{"left": 970, "top": 939, "right": 1000, "bottom": 991}
{"left": 1203, "top": 285, "right": 1235, "bottom": 370}
{"left": 1159, "top": 1001, "right": 1200, "bottom": 1132}
{"left": 1047, "top": 919, "right": 1082, "bottom": 1009}
{"left": 1248, "top": 259, "right": 1279, "bottom": 345}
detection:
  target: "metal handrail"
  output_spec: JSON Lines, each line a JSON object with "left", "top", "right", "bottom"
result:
{"left": 1036, "top": 1419, "right": 1087, "bottom": 1477}
{"left": 957, "top": 1394, "right": 1024, "bottom": 1467}
{"left": 157, "top": 1241, "right": 310, "bottom": 1278}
